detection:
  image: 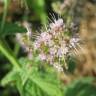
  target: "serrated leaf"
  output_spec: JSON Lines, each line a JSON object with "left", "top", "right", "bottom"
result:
{"left": 16, "top": 75, "right": 25, "bottom": 96}
{"left": 25, "top": 81, "right": 38, "bottom": 96}
{"left": 25, "top": 80, "right": 48, "bottom": 96}
{"left": 1, "top": 57, "right": 63, "bottom": 96}
{"left": 18, "top": 57, "right": 63, "bottom": 96}
{"left": 29, "top": 73, "right": 63, "bottom": 96}
{"left": 0, "top": 22, "right": 27, "bottom": 36}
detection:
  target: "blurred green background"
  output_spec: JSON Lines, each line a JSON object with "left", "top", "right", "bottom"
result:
{"left": 0, "top": 0, "right": 96, "bottom": 96}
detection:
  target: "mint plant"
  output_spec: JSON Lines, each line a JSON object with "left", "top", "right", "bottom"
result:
{"left": 0, "top": 0, "right": 96, "bottom": 96}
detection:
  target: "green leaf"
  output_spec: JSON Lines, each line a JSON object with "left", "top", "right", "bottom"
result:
{"left": 18, "top": 57, "right": 63, "bottom": 96}
{"left": 16, "top": 75, "right": 25, "bottom": 96}
{"left": 0, "top": 22, "right": 27, "bottom": 36}
{"left": 65, "top": 77, "right": 96, "bottom": 96}
{"left": 29, "top": 73, "right": 63, "bottom": 96}
{"left": 1, "top": 57, "right": 63, "bottom": 96}
{"left": 25, "top": 0, "right": 47, "bottom": 24}
{"left": 1, "top": 69, "right": 18, "bottom": 86}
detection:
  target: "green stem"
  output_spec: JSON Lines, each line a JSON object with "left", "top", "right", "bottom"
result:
{"left": 1, "top": 0, "right": 10, "bottom": 32}
{"left": 0, "top": 40, "right": 21, "bottom": 69}
{"left": 14, "top": 43, "right": 20, "bottom": 57}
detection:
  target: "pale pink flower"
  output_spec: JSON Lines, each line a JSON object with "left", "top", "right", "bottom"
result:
{"left": 53, "top": 63, "right": 63, "bottom": 72}
{"left": 49, "top": 47, "right": 57, "bottom": 55}
{"left": 39, "top": 53, "right": 47, "bottom": 61}
{"left": 34, "top": 41, "right": 41, "bottom": 50}
{"left": 32, "top": 18, "right": 80, "bottom": 71}
{"left": 69, "top": 38, "right": 80, "bottom": 47}
{"left": 16, "top": 33, "right": 28, "bottom": 52}
{"left": 40, "top": 32, "right": 52, "bottom": 42}
{"left": 47, "top": 55, "right": 54, "bottom": 65}
{"left": 57, "top": 47, "right": 69, "bottom": 57}
{"left": 47, "top": 40, "right": 54, "bottom": 47}
{"left": 50, "top": 19, "right": 64, "bottom": 30}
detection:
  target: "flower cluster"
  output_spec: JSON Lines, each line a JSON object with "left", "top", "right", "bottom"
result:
{"left": 16, "top": 21, "right": 33, "bottom": 60}
{"left": 33, "top": 18, "right": 80, "bottom": 72}
{"left": 16, "top": 18, "right": 80, "bottom": 72}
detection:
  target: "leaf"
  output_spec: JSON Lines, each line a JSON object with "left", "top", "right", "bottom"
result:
{"left": 1, "top": 69, "right": 18, "bottom": 86}
{"left": 65, "top": 77, "right": 96, "bottom": 96}
{"left": 0, "top": 22, "right": 27, "bottom": 36}
{"left": 25, "top": 81, "right": 40, "bottom": 96}
{"left": 25, "top": 0, "right": 47, "bottom": 24}
{"left": 16, "top": 75, "right": 25, "bottom": 96}
{"left": 1, "top": 57, "right": 64, "bottom": 96}
{"left": 18, "top": 58, "right": 63, "bottom": 96}
{"left": 28, "top": 73, "right": 63, "bottom": 96}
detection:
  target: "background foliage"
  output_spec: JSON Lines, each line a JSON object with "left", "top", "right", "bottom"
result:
{"left": 0, "top": 0, "right": 96, "bottom": 96}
